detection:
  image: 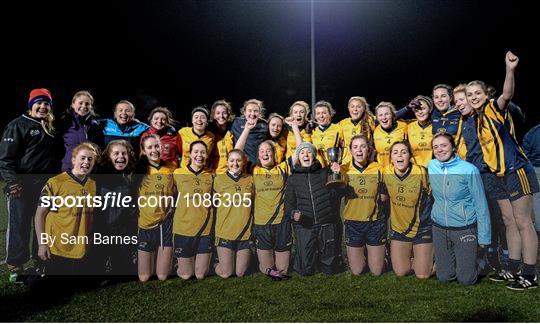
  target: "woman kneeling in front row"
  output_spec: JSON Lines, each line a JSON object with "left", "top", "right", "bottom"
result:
{"left": 428, "top": 133, "right": 491, "bottom": 285}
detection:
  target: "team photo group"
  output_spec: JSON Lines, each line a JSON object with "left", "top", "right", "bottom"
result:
{"left": 2, "top": 51, "right": 539, "bottom": 292}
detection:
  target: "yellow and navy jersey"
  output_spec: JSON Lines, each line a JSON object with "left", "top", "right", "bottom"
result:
{"left": 311, "top": 123, "right": 344, "bottom": 167}
{"left": 341, "top": 161, "right": 384, "bottom": 222}
{"left": 455, "top": 118, "right": 467, "bottom": 160}
{"left": 173, "top": 166, "right": 214, "bottom": 236}
{"left": 210, "top": 130, "right": 234, "bottom": 174}
{"left": 138, "top": 161, "right": 176, "bottom": 230}
{"left": 252, "top": 160, "right": 291, "bottom": 225}
{"left": 456, "top": 137, "right": 467, "bottom": 161}
{"left": 407, "top": 120, "right": 433, "bottom": 167}
{"left": 41, "top": 171, "right": 96, "bottom": 259}
{"left": 431, "top": 107, "right": 461, "bottom": 136}
{"left": 505, "top": 110, "right": 518, "bottom": 141}
{"left": 286, "top": 126, "right": 312, "bottom": 159}
{"left": 455, "top": 114, "right": 488, "bottom": 172}
{"left": 213, "top": 173, "right": 254, "bottom": 240}
{"left": 339, "top": 115, "right": 376, "bottom": 165}
{"left": 271, "top": 133, "right": 288, "bottom": 164}
{"left": 178, "top": 127, "right": 215, "bottom": 168}
{"left": 383, "top": 164, "right": 432, "bottom": 239}
{"left": 477, "top": 100, "right": 528, "bottom": 175}
{"left": 373, "top": 120, "right": 408, "bottom": 169}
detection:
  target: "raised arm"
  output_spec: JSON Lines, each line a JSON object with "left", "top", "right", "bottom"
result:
{"left": 234, "top": 118, "right": 257, "bottom": 151}
{"left": 285, "top": 117, "right": 303, "bottom": 166}
{"left": 497, "top": 51, "right": 519, "bottom": 112}
{"left": 396, "top": 103, "right": 415, "bottom": 120}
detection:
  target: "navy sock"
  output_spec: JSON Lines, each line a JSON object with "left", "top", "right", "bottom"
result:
{"left": 507, "top": 258, "right": 521, "bottom": 274}
{"left": 522, "top": 263, "right": 537, "bottom": 277}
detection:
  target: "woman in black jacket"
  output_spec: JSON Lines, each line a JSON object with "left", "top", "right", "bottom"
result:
{"left": 0, "top": 88, "right": 58, "bottom": 284}
{"left": 92, "top": 140, "right": 138, "bottom": 278}
{"left": 285, "top": 142, "right": 343, "bottom": 275}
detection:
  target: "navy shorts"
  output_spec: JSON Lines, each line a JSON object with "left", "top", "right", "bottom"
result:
{"left": 253, "top": 221, "right": 292, "bottom": 252}
{"left": 391, "top": 227, "right": 433, "bottom": 245}
{"left": 344, "top": 218, "right": 387, "bottom": 247}
{"left": 482, "top": 164, "right": 539, "bottom": 201}
{"left": 138, "top": 217, "right": 173, "bottom": 252}
{"left": 215, "top": 237, "right": 253, "bottom": 251}
{"left": 174, "top": 234, "right": 213, "bottom": 258}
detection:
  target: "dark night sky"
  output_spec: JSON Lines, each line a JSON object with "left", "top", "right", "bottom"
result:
{"left": 7, "top": 0, "right": 538, "bottom": 134}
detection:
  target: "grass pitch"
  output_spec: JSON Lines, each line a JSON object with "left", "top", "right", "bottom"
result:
{"left": 1, "top": 270, "right": 539, "bottom": 322}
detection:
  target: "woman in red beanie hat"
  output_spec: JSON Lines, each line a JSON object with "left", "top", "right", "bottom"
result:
{"left": 0, "top": 88, "right": 59, "bottom": 284}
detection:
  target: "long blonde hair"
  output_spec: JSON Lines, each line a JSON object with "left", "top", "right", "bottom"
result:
{"left": 348, "top": 96, "right": 373, "bottom": 137}
{"left": 288, "top": 101, "right": 310, "bottom": 126}
{"left": 42, "top": 112, "right": 55, "bottom": 137}
{"left": 374, "top": 101, "right": 397, "bottom": 123}
{"left": 71, "top": 90, "right": 96, "bottom": 117}
{"left": 466, "top": 80, "right": 489, "bottom": 130}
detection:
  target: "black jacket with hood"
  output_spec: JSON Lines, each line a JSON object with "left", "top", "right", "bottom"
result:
{"left": 284, "top": 160, "right": 341, "bottom": 227}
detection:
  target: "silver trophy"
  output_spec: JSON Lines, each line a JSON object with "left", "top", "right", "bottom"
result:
{"left": 326, "top": 147, "right": 346, "bottom": 189}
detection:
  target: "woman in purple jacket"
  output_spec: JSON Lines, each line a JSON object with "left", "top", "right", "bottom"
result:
{"left": 56, "top": 90, "right": 101, "bottom": 171}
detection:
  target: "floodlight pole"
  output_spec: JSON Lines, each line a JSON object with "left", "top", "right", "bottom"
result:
{"left": 311, "top": 0, "right": 316, "bottom": 109}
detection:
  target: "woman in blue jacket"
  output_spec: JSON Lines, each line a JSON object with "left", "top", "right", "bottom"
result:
{"left": 98, "top": 100, "right": 149, "bottom": 155}
{"left": 428, "top": 133, "right": 491, "bottom": 285}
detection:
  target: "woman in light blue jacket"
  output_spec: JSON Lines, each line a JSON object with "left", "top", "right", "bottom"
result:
{"left": 428, "top": 133, "right": 491, "bottom": 285}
